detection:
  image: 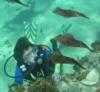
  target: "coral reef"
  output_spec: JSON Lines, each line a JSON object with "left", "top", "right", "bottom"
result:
{"left": 15, "top": 85, "right": 25, "bottom": 92}
{"left": 96, "top": 87, "right": 100, "bottom": 92}
{"left": 28, "top": 78, "right": 59, "bottom": 92}
{"left": 91, "top": 40, "right": 100, "bottom": 52}
{"left": 76, "top": 70, "right": 90, "bottom": 81}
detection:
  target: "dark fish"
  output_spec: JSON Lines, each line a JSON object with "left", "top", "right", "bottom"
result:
{"left": 47, "top": 51, "right": 85, "bottom": 69}
{"left": 54, "top": 34, "right": 93, "bottom": 51}
{"left": 7, "top": 0, "right": 29, "bottom": 7}
{"left": 53, "top": 7, "right": 89, "bottom": 19}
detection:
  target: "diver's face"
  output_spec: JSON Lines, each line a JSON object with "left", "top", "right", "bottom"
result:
{"left": 23, "top": 47, "right": 37, "bottom": 64}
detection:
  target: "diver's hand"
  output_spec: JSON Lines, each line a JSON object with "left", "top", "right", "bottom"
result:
{"left": 52, "top": 73, "right": 61, "bottom": 81}
{"left": 37, "top": 58, "right": 43, "bottom": 64}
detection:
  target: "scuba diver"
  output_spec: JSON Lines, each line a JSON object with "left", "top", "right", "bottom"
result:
{"left": 5, "top": 36, "right": 85, "bottom": 88}
{"left": 13, "top": 37, "right": 55, "bottom": 85}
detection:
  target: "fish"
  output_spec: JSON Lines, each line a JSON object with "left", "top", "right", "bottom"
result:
{"left": 7, "top": 0, "right": 29, "bottom": 7}
{"left": 53, "top": 7, "right": 89, "bottom": 19}
{"left": 47, "top": 51, "right": 86, "bottom": 69}
{"left": 54, "top": 34, "right": 93, "bottom": 51}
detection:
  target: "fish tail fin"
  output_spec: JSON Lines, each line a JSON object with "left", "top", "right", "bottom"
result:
{"left": 89, "top": 48, "right": 94, "bottom": 52}
{"left": 17, "top": 1, "right": 29, "bottom": 7}
{"left": 75, "top": 61, "right": 86, "bottom": 69}
{"left": 81, "top": 14, "right": 89, "bottom": 19}
{"left": 78, "top": 13, "right": 89, "bottom": 19}
{"left": 86, "top": 46, "right": 94, "bottom": 52}
{"left": 70, "top": 59, "right": 86, "bottom": 69}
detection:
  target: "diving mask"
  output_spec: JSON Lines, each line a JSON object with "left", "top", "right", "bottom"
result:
{"left": 23, "top": 46, "right": 38, "bottom": 65}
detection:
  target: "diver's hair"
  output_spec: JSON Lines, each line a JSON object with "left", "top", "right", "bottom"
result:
{"left": 14, "top": 36, "right": 34, "bottom": 65}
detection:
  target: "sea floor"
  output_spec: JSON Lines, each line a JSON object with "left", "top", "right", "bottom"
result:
{"left": 0, "top": 0, "right": 100, "bottom": 92}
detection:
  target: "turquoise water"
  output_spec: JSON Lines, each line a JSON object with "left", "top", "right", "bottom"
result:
{"left": 0, "top": 0, "right": 100, "bottom": 92}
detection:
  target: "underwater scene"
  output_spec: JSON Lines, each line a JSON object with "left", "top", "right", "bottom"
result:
{"left": 0, "top": 0, "right": 100, "bottom": 92}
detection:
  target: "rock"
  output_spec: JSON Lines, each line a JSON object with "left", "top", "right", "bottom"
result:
{"left": 77, "top": 70, "right": 90, "bottom": 81}
{"left": 96, "top": 87, "right": 100, "bottom": 92}
{"left": 81, "top": 69, "right": 99, "bottom": 85}
{"left": 91, "top": 41, "right": 100, "bottom": 52}
{"left": 28, "top": 78, "right": 59, "bottom": 92}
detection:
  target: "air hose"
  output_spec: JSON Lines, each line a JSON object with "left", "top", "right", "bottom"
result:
{"left": 4, "top": 54, "right": 21, "bottom": 78}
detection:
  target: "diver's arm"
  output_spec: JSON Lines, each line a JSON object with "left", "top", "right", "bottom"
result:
{"left": 15, "top": 65, "right": 23, "bottom": 85}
